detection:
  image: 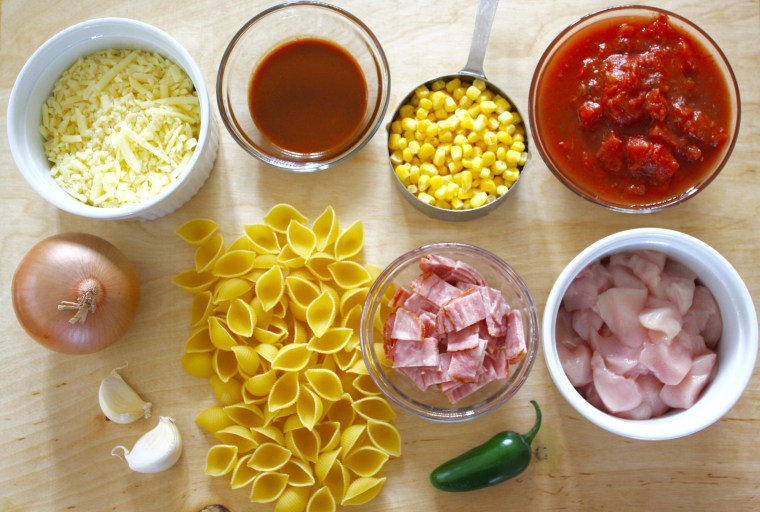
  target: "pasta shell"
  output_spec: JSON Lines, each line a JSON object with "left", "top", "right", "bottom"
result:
{"left": 264, "top": 203, "right": 307, "bottom": 233}
{"left": 185, "top": 326, "right": 214, "bottom": 353}
{"left": 190, "top": 291, "right": 215, "bottom": 328}
{"left": 213, "top": 249, "right": 257, "bottom": 278}
{"left": 271, "top": 343, "right": 312, "bottom": 372}
{"left": 280, "top": 459, "right": 316, "bottom": 487}
{"left": 268, "top": 371, "right": 300, "bottom": 412}
{"left": 195, "top": 405, "right": 234, "bottom": 434}
{"left": 278, "top": 244, "right": 306, "bottom": 269}
{"left": 290, "top": 320, "right": 309, "bottom": 345}
{"left": 307, "top": 486, "right": 336, "bottom": 512}
{"left": 244, "top": 224, "right": 281, "bottom": 254}
{"left": 231, "top": 345, "right": 261, "bottom": 376}
{"left": 353, "top": 396, "right": 396, "bottom": 423}
{"left": 314, "top": 448, "right": 341, "bottom": 483}
{"left": 214, "top": 278, "right": 253, "bottom": 303}
{"left": 333, "top": 220, "right": 363, "bottom": 261}
{"left": 296, "top": 387, "right": 324, "bottom": 432}
{"left": 251, "top": 296, "right": 274, "bottom": 330}
{"left": 287, "top": 219, "right": 317, "bottom": 259}
{"left": 208, "top": 316, "right": 238, "bottom": 351}
{"left": 226, "top": 298, "right": 256, "bottom": 338}
{"left": 322, "top": 460, "right": 350, "bottom": 503}
{"left": 254, "top": 344, "right": 280, "bottom": 364}
{"left": 194, "top": 234, "right": 224, "bottom": 273}
{"left": 210, "top": 375, "right": 244, "bottom": 406}
{"left": 283, "top": 412, "right": 305, "bottom": 433}
{"left": 256, "top": 264, "right": 285, "bottom": 312}
{"left": 181, "top": 351, "right": 214, "bottom": 379}
{"left": 230, "top": 453, "right": 257, "bottom": 489}
{"left": 305, "top": 252, "right": 335, "bottom": 282}
{"left": 205, "top": 444, "right": 238, "bottom": 476}
{"left": 215, "top": 424, "right": 258, "bottom": 453}
{"left": 249, "top": 471, "right": 289, "bottom": 503}
{"left": 248, "top": 442, "right": 292, "bottom": 471}
{"left": 227, "top": 235, "right": 254, "bottom": 252}
{"left": 344, "top": 446, "right": 389, "bottom": 477}
{"left": 314, "top": 421, "right": 342, "bottom": 454}
{"left": 286, "top": 427, "right": 321, "bottom": 463}
{"left": 223, "top": 402, "right": 265, "bottom": 429}
{"left": 326, "top": 394, "right": 355, "bottom": 431}
{"left": 172, "top": 270, "right": 216, "bottom": 294}
{"left": 252, "top": 425, "right": 285, "bottom": 446}
{"left": 286, "top": 275, "right": 321, "bottom": 309}
{"left": 332, "top": 349, "right": 359, "bottom": 372}
{"left": 306, "top": 291, "right": 337, "bottom": 338}
{"left": 213, "top": 348, "right": 239, "bottom": 382}
{"left": 339, "top": 287, "right": 369, "bottom": 319}
{"left": 351, "top": 374, "right": 381, "bottom": 397}
{"left": 312, "top": 206, "right": 339, "bottom": 252}
{"left": 274, "top": 486, "right": 310, "bottom": 512}
{"left": 254, "top": 324, "right": 287, "bottom": 345}
{"left": 341, "top": 477, "right": 386, "bottom": 506}
{"left": 308, "top": 327, "right": 352, "bottom": 354}
{"left": 366, "top": 419, "right": 401, "bottom": 457}
{"left": 176, "top": 218, "right": 219, "bottom": 246}
{"left": 305, "top": 369, "right": 343, "bottom": 402}
{"left": 327, "top": 261, "right": 371, "bottom": 290}
{"left": 340, "top": 423, "right": 367, "bottom": 458}
{"left": 244, "top": 369, "right": 277, "bottom": 397}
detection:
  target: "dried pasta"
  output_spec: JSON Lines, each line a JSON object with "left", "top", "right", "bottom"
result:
{"left": 175, "top": 205, "right": 402, "bottom": 510}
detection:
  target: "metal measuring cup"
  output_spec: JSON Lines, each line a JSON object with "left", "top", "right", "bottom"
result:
{"left": 387, "top": 0, "right": 529, "bottom": 221}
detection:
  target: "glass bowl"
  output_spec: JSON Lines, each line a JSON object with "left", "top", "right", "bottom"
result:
{"left": 6, "top": 17, "right": 218, "bottom": 221}
{"left": 217, "top": 1, "right": 390, "bottom": 172}
{"left": 360, "top": 243, "right": 539, "bottom": 422}
{"left": 529, "top": 5, "right": 740, "bottom": 213}
{"left": 542, "top": 228, "right": 758, "bottom": 440}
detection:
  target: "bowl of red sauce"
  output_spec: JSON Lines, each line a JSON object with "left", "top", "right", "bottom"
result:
{"left": 529, "top": 6, "right": 740, "bottom": 212}
{"left": 217, "top": 1, "right": 390, "bottom": 172}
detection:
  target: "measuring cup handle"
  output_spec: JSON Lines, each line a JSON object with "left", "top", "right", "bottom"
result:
{"left": 460, "top": 0, "right": 500, "bottom": 79}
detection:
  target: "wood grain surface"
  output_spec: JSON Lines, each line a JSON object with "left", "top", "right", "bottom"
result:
{"left": 1, "top": 1, "right": 758, "bottom": 511}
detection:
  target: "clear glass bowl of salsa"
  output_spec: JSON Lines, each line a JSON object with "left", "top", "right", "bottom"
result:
{"left": 529, "top": 6, "right": 740, "bottom": 212}
{"left": 217, "top": 2, "right": 391, "bottom": 172}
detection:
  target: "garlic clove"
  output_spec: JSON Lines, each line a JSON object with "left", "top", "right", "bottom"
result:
{"left": 111, "top": 416, "right": 182, "bottom": 473}
{"left": 99, "top": 366, "right": 152, "bottom": 424}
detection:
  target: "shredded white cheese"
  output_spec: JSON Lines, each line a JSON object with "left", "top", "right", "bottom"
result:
{"left": 40, "top": 49, "right": 200, "bottom": 207}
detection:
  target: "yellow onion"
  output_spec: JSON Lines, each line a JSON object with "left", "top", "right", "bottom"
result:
{"left": 12, "top": 232, "right": 140, "bottom": 354}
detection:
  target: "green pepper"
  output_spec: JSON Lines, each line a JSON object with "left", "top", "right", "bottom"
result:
{"left": 429, "top": 400, "right": 542, "bottom": 492}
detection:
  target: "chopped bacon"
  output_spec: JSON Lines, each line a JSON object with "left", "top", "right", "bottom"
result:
{"left": 382, "top": 255, "right": 528, "bottom": 404}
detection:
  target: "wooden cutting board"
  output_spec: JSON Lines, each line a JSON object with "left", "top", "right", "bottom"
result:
{"left": 1, "top": 1, "right": 758, "bottom": 510}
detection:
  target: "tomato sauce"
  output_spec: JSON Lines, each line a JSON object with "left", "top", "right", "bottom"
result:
{"left": 249, "top": 38, "right": 367, "bottom": 155}
{"left": 536, "top": 14, "right": 731, "bottom": 206}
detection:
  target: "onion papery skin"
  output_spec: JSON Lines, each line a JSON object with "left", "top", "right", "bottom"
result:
{"left": 12, "top": 232, "right": 140, "bottom": 355}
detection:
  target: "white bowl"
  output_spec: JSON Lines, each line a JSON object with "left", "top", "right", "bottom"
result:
{"left": 542, "top": 228, "right": 758, "bottom": 440}
{"left": 7, "top": 17, "right": 218, "bottom": 221}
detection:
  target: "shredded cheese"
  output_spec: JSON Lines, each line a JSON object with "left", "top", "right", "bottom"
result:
{"left": 40, "top": 49, "right": 200, "bottom": 208}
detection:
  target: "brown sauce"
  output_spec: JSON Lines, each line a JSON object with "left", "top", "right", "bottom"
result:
{"left": 248, "top": 38, "right": 368, "bottom": 155}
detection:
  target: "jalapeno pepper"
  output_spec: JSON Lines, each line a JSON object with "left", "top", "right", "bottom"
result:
{"left": 429, "top": 400, "right": 541, "bottom": 492}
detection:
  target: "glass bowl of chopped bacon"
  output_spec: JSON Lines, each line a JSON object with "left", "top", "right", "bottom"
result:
{"left": 529, "top": 6, "right": 740, "bottom": 213}
{"left": 7, "top": 17, "right": 218, "bottom": 220}
{"left": 360, "top": 243, "right": 539, "bottom": 422}
{"left": 542, "top": 228, "right": 757, "bottom": 440}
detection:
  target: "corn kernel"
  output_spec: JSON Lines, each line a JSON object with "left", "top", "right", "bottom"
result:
{"left": 448, "top": 160, "right": 464, "bottom": 174}
{"left": 420, "top": 162, "right": 438, "bottom": 177}
{"left": 390, "top": 150, "right": 403, "bottom": 167}
{"left": 470, "top": 191, "right": 488, "bottom": 208}
{"left": 519, "top": 152, "right": 529, "bottom": 166}
{"left": 409, "top": 165, "right": 421, "bottom": 183}
{"left": 450, "top": 145, "right": 463, "bottom": 161}
{"left": 479, "top": 167, "right": 491, "bottom": 180}
{"left": 453, "top": 87, "right": 466, "bottom": 101}
{"left": 433, "top": 185, "right": 447, "bottom": 200}
{"left": 407, "top": 184, "right": 418, "bottom": 194}
{"left": 446, "top": 78, "right": 461, "bottom": 92}
{"left": 482, "top": 151, "right": 496, "bottom": 167}
{"left": 401, "top": 117, "right": 417, "bottom": 132}
{"left": 466, "top": 85, "right": 481, "bottom": 101}
{"left": 498, "top": 111, "right": 514, "bottom": 126}
{"left": 511, "top": 141, "right": 526, "bottom": 153}
{"left": 418, "top": 174, "right": 430, "bottom": 191}
{"left": 418, "top": 192, "right": 435, "bottom": 204}
{"left": 497, "top": 131, "right": 513, "bottom": 146}
{"left": 425, "top": 123, "right": 440, "bottom": 138}
{"left": 458, "top": 95, "right": 473, "bottom": 108}
{"left": 431, "top": 80, "right": 446, "bottom": 91}
{"left": 506, "top": 149, "right": 520, "bottom": 165}
{"left": 479, "top": 100, "right": 497, "bottom": 114}
{"left": 472, "top": 156, "right": 483, "bottom": 172}
{"left": 431, "top": 91, "right": 446, "bottom": 110}
{"left": 419, "top": 98, "right": 433, "bottom": 111}
{"left": 496, "top": 184, "right": 509, "bottom": 196}
{"left": 388, "top": 133, "right": 401, "bottom": 150}
{"left": 493, "top": 160, "right": 508, "bottom": 175}
{"left": 460, "top": 170, "right": 473, "bottom": 192}
{"left": 444, "top": 96, "right": 457, "bottom": 112}
{"left": 390, "top": 120, "right": 402, "bottom": 134}
{"left": 473, "top": 79, "right": 486, "bottom": 91}
{"left": 495, "top": 97, "right": 511, "bottom": 113}
{"left": 504, "top": 168, "right": 520, "bottom": 182}
{"left": 416, "top": 107, "right": 429, "bottom": 120}
{"left": 434, "top": 108, "right": 448, "bottom": 120}
{"left": 439, "top": 131, "right": 453, "bottom": 143}
{"left": 415, "top": 85, "right": 430, "bottom": 99}
{"left": 467, "top": 130, "right": 483, "bottom": 143}
{"left": 473, "top": 114, "right": 487, "bottom": 132}
{"left": 513, "top": 132, "right": 525, "bottom": 142}
{"left": 418, "top": 142, "right": 435, "bottom": 161}
{"left": 433, "top": 148, "right": 446, "bottom": 167}
{"left": 462, "top": 144, "right": 474, "bottom": 158}
{"left": 395, "top": 164, "right": 411, "bottom": 182}
{"left": 451, "top": 197, "right": 464, "bottom": 210}
{"left": 483, "top": 131, "right": 498, "bottom": 146}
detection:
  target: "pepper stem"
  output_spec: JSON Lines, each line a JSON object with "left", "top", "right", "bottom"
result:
{"left": 523, "top": 400, "right": 542, "bottom": 445}
{"left": 57, "top": 278, "right": 102, "bottom": 324}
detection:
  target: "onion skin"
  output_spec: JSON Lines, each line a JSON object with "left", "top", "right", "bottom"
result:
{"left": 11, "top": 232, "right": 140, "bottom": 355}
